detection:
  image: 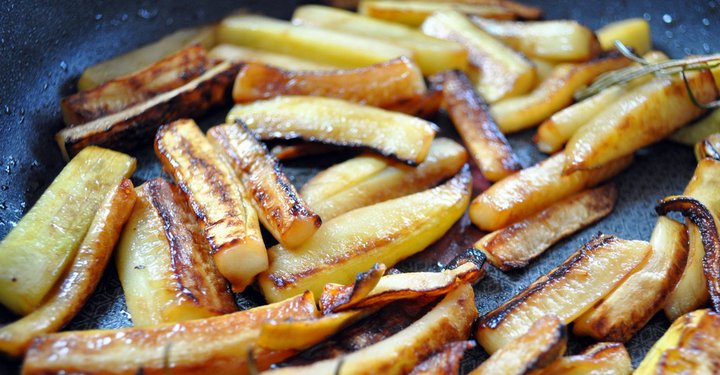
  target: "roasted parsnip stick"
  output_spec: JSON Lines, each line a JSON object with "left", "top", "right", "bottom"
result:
{"left": 634, "top": 309, "right": 706, "bottom": 374}
{"left": 209, "top": 44, "right": 336, "bottom": 71}
{"left": 596, "top": 18, "right": 652, "bottom": 55}
{"left": 409, "top": 341, "right": 475, "bottom": 375}
{"left": 359, "top": 1, "right": 515, "bottom": 27}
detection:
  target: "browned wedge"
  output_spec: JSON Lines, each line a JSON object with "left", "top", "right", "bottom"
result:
{"left": 116, "top": 178, "right": 236, "bottom": 326}
{"left": 574, "top": 216, "right": 688, "bottom": 342}
{"left": 232, "top": 57, "right": 426, "bottom": 109}
{"left": 409, "top": 341, "right": 476, "bottom": 375}
{"left": 531, "top": 342, "right": 632, "bottom": 375}
{"left": 21, "top": 292, "right": 318, "bottom": 375}
{"left": 476, "top": 184, "right": 617, "bottom": 271}
{"left": 207, "top": 123, "right": 321, "bottom": 248}
{"left": 0, "top": 179, "right": 135, "bottom": 357}
{"left": 469, "top": 315, "right": 567, "bottom": 375}
{"left": 476, "top": 235, "right": 651, "bottom": 353}
{"left": 209, "top": 44, "right": 336, "bottom": 71}
{"left": 469, "top": 151, "right": 632, "bottom": 232}
{"left": 300, "top": 138, "right": 467, "bottom": 221}
{"left": 56, "top": 61, "right": 238, "bottom": 159}
{"left": 155, "top": 119, "right": 266, "bottom": 292}
{"left": 61, "top": 44, "right": 208, "bottom": 125}
{"left": 227, "top": 96, "right": 437, "bottom": 165}
{"left": 359, "top": 1, "right": 515, "bottom": 27}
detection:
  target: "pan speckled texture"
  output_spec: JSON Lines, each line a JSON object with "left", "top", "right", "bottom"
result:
{"left": 0, "top": 0, "right": 718, "bottom": 373}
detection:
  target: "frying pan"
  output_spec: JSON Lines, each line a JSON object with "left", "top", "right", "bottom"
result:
{"left": 0, "top": 0, "right": 718, "bottom": 373}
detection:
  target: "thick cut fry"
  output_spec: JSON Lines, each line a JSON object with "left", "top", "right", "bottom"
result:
{"left": 207, "top": 124, "right": 321, "bottom": 248}
{"left": 232, "top": 57, "right": 426, "bottom": 109}
{"left": 0, "top": 147, "right": 135, "bottom": 315}
{"left": 476, "top": 235, "right": 651, "bottom": 353}
{"left": 476, "top": 184, "right": 617, "bottom": 271}
{"left": 470, "top": 315, "right": 566, "bottom": 375}
{"left": 78, "top": 25, "right": 216, "bottom": 90}
{"left": 227, "top": 96, "right": 437, "bottom": 165}
{"left": 422, "top": 11, "right": 535, "bottom": 103}
{"left": 490, "top": 52, "right": 632, "bottom": 133}
{"left": 116, "top": 178, "right": 236, "bottom": 326}
{"left": 596, "top": 18, "right": 651, "bottom": 55}
{"left": 22, "top": 292, "right": 317, "bottom": 375}
{"left": 409, "top": 341, "right": 475, "bottom": 375}
{"left": 155, "top": 119, "right": 266, "bottom": 292}
{"left": 263, "top": 284, "right": 478, "bottom": 375}
{"left": 209, "top": 44, "right": 336, "bottom": 71}
{"left": 217, "top": 14, "right": 413, "bottom": 69}
{"left": 574, "top": 217, "right": 688, "bottom": 342}
{"left": 259, "top": 167, "right": 471, "bottom": 303}
{"left": 634, "top": 310, "right": 707, "bottom": 374}
{"left": 301, "top": 138, "right": 467, "bottom": 221}
{"left": 471, "top": 17, "right": 600, "bottom": 62}
{"left": 435, "top": 70, "right": 521, "bottom": 181}
{"left": 564, "top": 71, "right": 718, "bottom": 173}
{"left": 359, "top": 1, "right": 514, "bottom": 27}
{"left": 56, "top": 62, "right": 238, "bottom": 159}
{"left": 671, "top": 108, "right": 720, "bottom": 145}
{"left": 469, "top": 151, "right": 632, "bottom": 232}
{"left": 532, "top": 342, "right": 632, "bottom": 375}
{"left": 0, "top": 179, "right": 135, "bottom": 357}
{"left": 292, "top": 5, "right": 467, "bottom": 75}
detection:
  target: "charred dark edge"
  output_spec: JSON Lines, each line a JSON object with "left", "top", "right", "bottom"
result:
{"left": 443, "top": 248, "right": 487, "bottom": 274}
{"left": 346, "top": 263, "right": 387, "bottom": 305}
{"left": 656, "top": 195, "right": 720, "bottom": 313}
{"left": 578, "top": 342, "right": 626, "bottom": 358}
{"left": 477, "top": 234, "right": 618, "bottom": 329}
{"left": 525, "top": 319, "right": 568, "bottom": 372}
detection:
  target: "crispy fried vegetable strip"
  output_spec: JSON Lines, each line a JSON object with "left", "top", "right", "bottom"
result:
{"left": 209, "top": 44, "right": 336, "bottom": 71}
{"left": 409, "top": 341, "right": 475, "bottom": 375}
{"left": 434, "top": 69, "right": 521, "bottom": 181}
{"left": 359, "top": 1, "right": 515, "bottom": 27}
{"left": 319, "top": 263, "right": 387, "bottom": 315}
{"left": 670, "top": 108, "right": 720, "bottom": 146}
{"left": 62, "top": 45, "right": 208, "bottom": 125}
{"left": 22, "top": 292, "right": 318, "bottom": 375}
{"left": 634, "top": 309, "right": 707, "bottom": 374}
{"left": 476, "top": 184, "right": 617, "bottom": 271}
{"left": 532, "top": 342, "right": 631, "bottom": 375}
{"left": 0, "top": 179, "right": 135, "bottom": 357}
{"left": 469, "top": 151, "right": 632, "bottom": 232}
{"left": 56, "top": 62, "right": 238, "bottom": 159}
{"left": 0, "top": 146, "right": 135, "bottom": 315}
{"left": 155, "top": 119, "right": 266, "bottom": 292}
{"left": 300, "top": 154, "right": 390, "bottom": 205}
{"left": 476, "top": 235, "right": 651, "bottom": 353}
{"left": 208, "top": 123, "right": 321, "bottom": 248}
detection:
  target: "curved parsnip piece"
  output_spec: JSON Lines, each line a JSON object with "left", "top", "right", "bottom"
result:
{"left": 155, "top": 119, "right": 267, "bottom": 292}
{"left": 259, "top": 167, "right": 471, "bottom": 303}
{"left": 217, "top": 14, "right": 413, "bottom": 69}
{"left": 302, "top": 138, "right": 467, "bottom": 221}
{"left": 574, "top": 217, "right": 688, "bottom": 342}
{"left": 359, "top": 1, "right": 514, "bottom": 27}
{"left": 208, "top": 124, "right": 321, "bottom": 248}
{"left": 476, "top": 235, "right": 651, "bottom": 353}
{"left": 227, "top": 96, "right": 437, "bottom": 165}
{"left": 664, "top": 159, "right": 720, "bottom": 320}
{"left": 22, "top": 292, "right": 318, "bottom": 375}
{"left": 409, "top": 341, "right": 475, "bottom": 375}
{"left": 670, "top": 108, "right": 720, "bottom": 146}
{"left": 422, "top": 11, "right": 535, "bottom": 103}
{"left": 435, "top": 70, "right": 521, "bottom": 181}
{"left": 476, "top": 184, "right": 617, "bottom": 271}
{"left": 78, "top": 25, "right": 216, "bottom": 90}
{"left": 292, "top": 5, "right": 467, "bottom": 75}
{"left": 471, "top": 18, "right": 600, "bottom": 62}
{"left": 564, "top": 70, "right": 718, "bottom": 173}
{"left": 116, "top": 178, "right": 236, "bottom": 326}
{"left": 209, "top": 44, "right": 336, "bottom": 71}
{"left": 263, "top": 284, "right": 478, "bottom": 375}
{"left": 0, "top": 179, "right": 135, "bottom": 357}
{"left": 0, "top": 146, "right": 135, "bottom": 315}
{"left": 469, "top": 152, "right": 632, "bottom": 232}
{"left": 596, "top": 18, "right": 651, "bottom": 55}
{"left": 232, "top": 57, "right": 426, "bottom": 109}
{"left": 469, "top": 315, "right": 566, "bottom": 375}
{"left": 533, "top": 342, "right": 631, "bottom": 375}
{"left": 490, "top": 52, "right": 631, "bottom": 133}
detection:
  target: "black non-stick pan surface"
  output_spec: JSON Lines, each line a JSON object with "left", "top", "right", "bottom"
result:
{"left": 1, "top": 0, "right": 719, "bottom": 373}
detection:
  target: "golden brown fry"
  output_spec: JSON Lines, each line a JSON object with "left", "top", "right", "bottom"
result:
{"left": 476, "top": 235, "right": 651, "bottom": 353}
{"left": 359, "top": 1, "right": 515, "bottom": 27}
{"left": 318, "top": 263, "right": 387, "bottom": 315}
{"left": 490, "top": 52, "right": 632, "bottom": 133}
{"left": 596, "top": 18, "right": 652, "bottom": 55}
{"left": 0, "top": 179, "right": 135, "bottom": 357}
{"left": 56, "top": 62, "right": 238, "bottom": 159}
{"left": 116, "top": 178, "right": 236, "bottom": 326}
{"left": 574, "top": 217, "right": 688, "bottom": 342}
{"left": 434, "top": 69, "right": 521, "bottom": 181}
{"left": 155, "top": 119, "right": 267, "bottom": 292}
{"left": 469, "top": 315, "right": 567, "bottom": 375}
{"left": 531, "top": 342, "right": 631, "bottom": 375}
{"left": 409, "top": 341, "right": 475, "bottom": 375}
{"left": 476, "top": 184, "right": 617, "bottom": 271}
{"left": 209, "top": 44, "right": 336, "bottom": 71}
{"left": 469, "top": 151, "right": 632, "bottom": 232}
{"left": 300, "top": 154, "right": 390, "bottom": 205}
{"left": 22, "top": 292, "right": 318, "bottom": 375}
{"left": 232, "top": 57, "right": 426, "bottom": 109}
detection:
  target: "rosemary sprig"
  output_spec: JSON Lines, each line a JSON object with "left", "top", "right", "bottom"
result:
{"left": 575, "top": 41, "right": 720, "bottom": 108}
